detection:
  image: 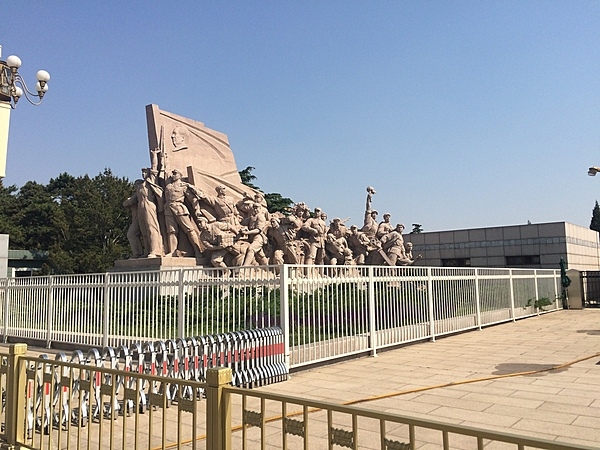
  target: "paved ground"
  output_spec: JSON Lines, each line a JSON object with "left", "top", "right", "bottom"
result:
{"left": 258, "top": 309, "right": 600, "bottom": 448}
{"left": 5, "top": 309, "right": 600, "bottom": 448}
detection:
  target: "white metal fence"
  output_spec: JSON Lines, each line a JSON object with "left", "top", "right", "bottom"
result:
{"left": 0, "top": 265, "right": 560, "bottom": 369}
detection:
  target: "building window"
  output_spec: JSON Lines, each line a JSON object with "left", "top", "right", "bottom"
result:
{"left": 506, "top": 255, "right": 540, "bottom": 266}
{"left": 442, "top": 258, "right": 471, "bottom": 267}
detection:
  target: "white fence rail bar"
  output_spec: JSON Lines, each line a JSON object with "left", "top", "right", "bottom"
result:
{"left": 0, "top": 265, "right": 560, "bottom": 369}
{"left": 281, "top": 265, "right": 560, "bottom": 367}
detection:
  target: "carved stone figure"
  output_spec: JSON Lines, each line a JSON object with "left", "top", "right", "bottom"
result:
{"left": 240, "top": 203, "right": 270, "bottom": 266}
{"left": 380, "top": 223, "right": 406, "bottom": 266}
{"left": 171, "top": 126, "right": 188, "bottom": 152}
{"left": 302, "top": 209, "right": 327, "bottom": 265}
{"left": 200, "top": 185, "right": 240, "bottom": 225}
{"left": 123, "top": 164, "right": 164, "bottom": 258}
{"left": 397, "top": 242, "right": 422, "bottom": 266}
{"left": 325, "top": 237, "right": 352, "bottom": 265}
{"left": 197, "top": 217, "right": 246, "bottom": 268}
{"left": 164, "top": 169, "right": 204, "bottom": 257}
{"left": 377, "top": 213, "right": 393, "bottom": 239}
{"left": 347, "top": 225, "right": 370, "bottom": 265}
{"left": 267, "top": 216, "right": 300, "bottom": 265}
{"left": 123, "top": 187, "right": 143, "bottom": 258}
{"left": 361, "top": 209, "right": 378, "bottom": 238}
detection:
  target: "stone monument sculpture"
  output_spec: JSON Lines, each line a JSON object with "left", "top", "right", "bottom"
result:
{"left": 119, "top": 106, "right": 421, "bottom": 270}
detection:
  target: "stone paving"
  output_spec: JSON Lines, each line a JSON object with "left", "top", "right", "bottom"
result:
{"left": 257, "top": 309, "right": 600, "bottom": 448}
{"left": 4, "top": 309, "right": 600, "bottom": 448}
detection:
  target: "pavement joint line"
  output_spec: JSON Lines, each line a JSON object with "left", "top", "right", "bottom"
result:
{"left": 160, "top": 350, "right": 600, "bottom": 448}
{"left": 343, "top": 351, "right": 600, "bottom": 406}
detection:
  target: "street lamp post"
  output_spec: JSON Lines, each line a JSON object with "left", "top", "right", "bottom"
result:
{"left": 0, "top": 44, "right": 50, "bottom": 178}
{"left": 0, "top": 47, "right": 50, "bottom": 108}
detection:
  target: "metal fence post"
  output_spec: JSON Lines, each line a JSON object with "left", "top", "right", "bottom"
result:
{"left": 368, "top": 265, "right": 377, "bottom": 356}
{"left": 279, "top": 264, "right": 290, "bottom": 370}
{"left": 178, "top": 268, "right": 185, "bottom": 339}
{"left": 509, "top": 269, "right": 516, "bottom": 322}
{"left": 5, "top": 343, "right": 27, "bottom": 447}
{"left": 3, "top": 278, "right": 11, "bottom": 343}
{"left": 427, "top": 267, "right": 435, "bottom": 342}
{"left": 206, "top": 367, "right": 232, "bottom": 450}
{"left": 102, "top": 273, "right": 110, "bottom": 348}
{"left": 474, "top": 269, "right": 482, "bottom": 330}
{"left": 534, "top": 269, "right": 540, "bottom": 315}
{"left": 46, "top": 276, "right": 54, "bottom": 348}
{"left": 554, "top": 269, "right": 560, "bottom": 310}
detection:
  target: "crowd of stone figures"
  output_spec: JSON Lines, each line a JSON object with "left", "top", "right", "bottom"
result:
{"left": 124, "top": 152, "right": 420, "bottom": 268}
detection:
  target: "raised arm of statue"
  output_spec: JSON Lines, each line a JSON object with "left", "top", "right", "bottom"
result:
{"left": 365, "top": 186, "right": 376, "bottom": 212}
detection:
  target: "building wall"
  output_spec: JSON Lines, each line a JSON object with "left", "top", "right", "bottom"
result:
{"left": 407, "top": 222, "right": 599, "bottom": 271}
{"left": 564, "top": 222, "right": 600, "bottom": 271}
{"left": 0, "top": 234, "right": 8, "bottom": 278}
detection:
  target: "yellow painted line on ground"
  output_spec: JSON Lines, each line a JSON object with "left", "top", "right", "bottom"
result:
{"left": 155, "top": 351, "right": 600, "bottom": 449}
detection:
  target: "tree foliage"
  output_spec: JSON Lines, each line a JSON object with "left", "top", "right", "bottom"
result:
{"left": 238, "top": 166, "right": 293, "bottom": 214}
{"left": 591, "top": 201, "right": 600, "bottom": 234}
{"left": 410, "top": 223, "right": 423, "bottom": 234}
{"left": 238, "top": 166, "right": 259, "bottom": 190}
{"left": 0, "top": 169, "right": 133, "bottom": 274}
{"left": 0, "top": 166, "right": 290, "bottom": 274}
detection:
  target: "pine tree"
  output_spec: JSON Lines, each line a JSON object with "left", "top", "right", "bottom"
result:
{"left": 410, "top": 223, "right": 423, "bottom": 234}
{"left": 238, "top": 166, "right": 293, "bottom": 214}
{"left": 590, "top": 201, "right": 600, "bottom": 233}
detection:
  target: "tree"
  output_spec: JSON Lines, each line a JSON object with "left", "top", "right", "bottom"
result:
{"left": 0, "top": 180, "right": 23, "bottom": 244}
{"left": 238, "top": 166, "right": 293, "bottom": 214}
{"left": 264, "top": 193, "right": 294, "bottom": 214}
{"left": 238, "top": 166, "right": 259, "bottom": 190}
{"left": 1, "top": 169, "right": 136, "bottom": 274}
{"left": 13, "top": 181, "right": 62, "bottom": 251}
{"left": 44, "top": 169, "right": 133, "bottom": 274}
{"left": 410, "top": 223, "right": 423, "bottom": 234}
{"left": 591, "top": 201, "right": 600, "bottom": 234}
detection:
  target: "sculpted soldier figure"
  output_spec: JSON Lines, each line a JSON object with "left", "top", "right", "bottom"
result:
{"left": 164, "top": 169, "right": 204, "bottom": 257}
{"left": 123, "top": 183, "right": 144, "bottom": 259}
{"left": 347, "top": 224, "right": 370, "bottom": 265}
{"left": 197, "top": 217, "right": 246, "bottom": 268}
{"left": 201, "top": 184, "right": 240, "bottom": 225}
{"left": 240, "top": 202, "right": 270, "bottom": 266}
{"left": 302, "top": 208, "right": 327, "bottom": 265}
{"left": 325, "top": 238, "right": 352, "bottom": 266}
{"left": 285, "top": 203, "right": 308, "bottom": 238}
{"left": 267, "top": 215, "right": 300, "bottom": 265}
{"left": 237, "top": 192, "right": 269, "bottom": 222}
{"left": 361, "top": 209, "right": 378, "bottom": 239}
{"left": 397, "top": 242, "right": 422, "bottom": 266}
{"left": 123, "top": 164, "right": 164, "bottom": 258}
{"left": 377, "top": 213, "right": 393, "bottom": 239}
{"left": 380, "top": 223, "right": 406, "bottom": 266}
{"left": 360, "top": 185, "right": 379, "bottom": 239}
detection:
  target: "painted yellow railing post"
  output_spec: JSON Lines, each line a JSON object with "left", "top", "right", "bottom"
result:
{"left": 5, "top": 343, "right": 27, "bottom": 447}
{"left": 206, "top": 367, "right": 232, "bottom": 450}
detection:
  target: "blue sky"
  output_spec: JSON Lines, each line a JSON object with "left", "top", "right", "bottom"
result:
{"left": 3, "top": 1, "right": 600, "bottom": 232}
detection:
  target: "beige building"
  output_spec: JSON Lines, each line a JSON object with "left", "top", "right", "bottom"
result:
{"left": 408, "top": 221, "right": 600, "bottom": 271}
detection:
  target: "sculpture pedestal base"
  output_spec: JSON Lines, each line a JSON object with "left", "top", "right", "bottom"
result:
{"left": 111, "top": 256, "right": 201, "bottom": 272}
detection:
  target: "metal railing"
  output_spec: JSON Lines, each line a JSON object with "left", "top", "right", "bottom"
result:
{"left": 0, "top": 265, "right": 561, "bottom": 369}
{"left": 283, "top": 265, "right": 560, "bottom": 367}
{"left": 224, "top": 382, "right": 596, "bottom": 450}
{"left": 1, "top": 347, "right": 595, "bottom": 450}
